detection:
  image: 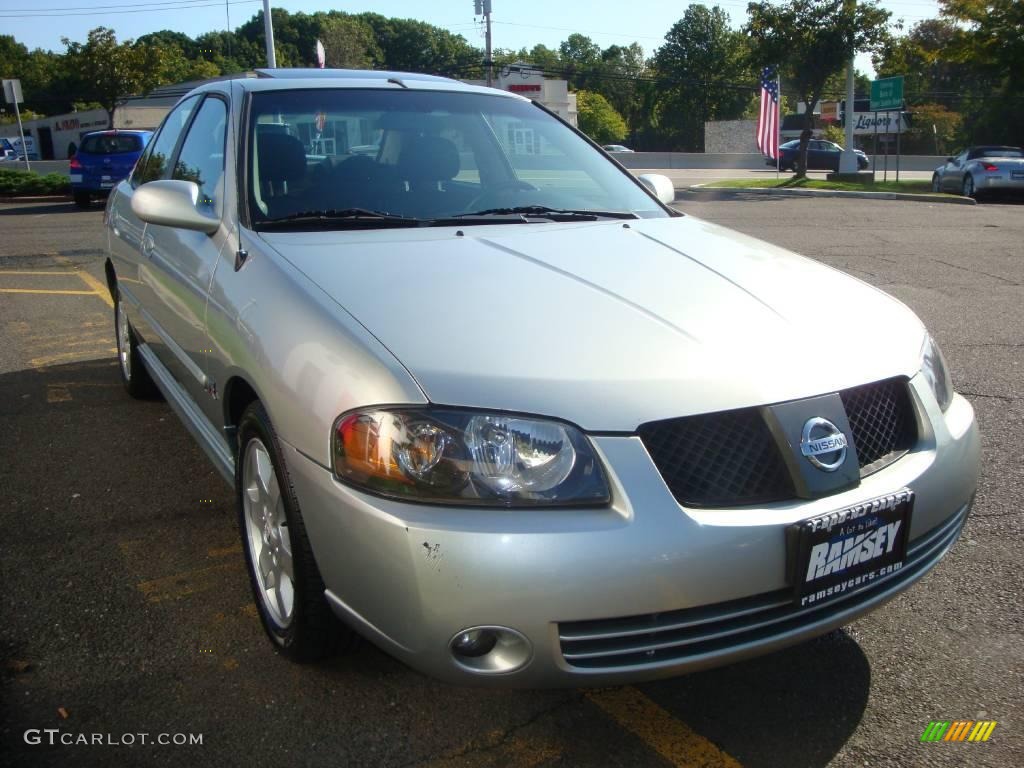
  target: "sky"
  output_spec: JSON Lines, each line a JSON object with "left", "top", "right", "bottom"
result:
{"left": 1, "top": 0, "right": 946, "bottom": 77}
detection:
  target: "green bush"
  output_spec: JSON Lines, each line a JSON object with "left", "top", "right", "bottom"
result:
{"left": 0, "top": 168, "right": 70, "bottom": 196}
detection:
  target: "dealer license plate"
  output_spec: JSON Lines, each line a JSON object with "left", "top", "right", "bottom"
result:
{"left": 790, "top": 489, "right": 913, "bottom": 607}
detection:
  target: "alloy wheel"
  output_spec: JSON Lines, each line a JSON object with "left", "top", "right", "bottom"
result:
{"left": 243, "top": 438, "right": 295, "bottom": 627}
{"left": 116, "top": 300, "right": 132, "bottom": 381}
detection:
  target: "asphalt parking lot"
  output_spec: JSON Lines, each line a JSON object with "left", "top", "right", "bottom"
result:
{"left": 1, "top": 194, "right": 1021, "bottom": 767}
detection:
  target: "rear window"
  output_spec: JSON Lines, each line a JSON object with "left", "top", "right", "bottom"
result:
{"left": 79, "top": 134, "right": 143, "bottom": 155}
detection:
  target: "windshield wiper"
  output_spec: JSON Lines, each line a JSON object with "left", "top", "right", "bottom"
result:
{"left": 256, "top": 208, "right": 424, "bottom": 229}
{"left": 454, "top": 205, "right": 639, "bottom": 221}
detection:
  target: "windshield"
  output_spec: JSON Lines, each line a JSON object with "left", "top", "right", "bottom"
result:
{"left": 80, "top": 134, "right": 143, "bottom": 155}
{"left": 247, "top": 88, "right": 668, "bottom": 226}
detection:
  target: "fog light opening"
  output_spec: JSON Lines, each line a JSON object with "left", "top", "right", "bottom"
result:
{"left": 452, "top": 629, "right": 498, "bottom": 658}
{"left": 448, "top": 626, "right": 531, "bottom": 674}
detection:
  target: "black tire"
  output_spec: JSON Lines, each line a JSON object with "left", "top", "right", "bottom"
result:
{"left": 114, "top": 287, "right": 159, "bottom": 399}
{"left": 932, "top": 174, "right": 942, "bottom": 193}
{"left": 73, "top": 190, "right": 92, "bottom": 209}
{"left": 236, "top": 401, "right": 354, "bottom": 661}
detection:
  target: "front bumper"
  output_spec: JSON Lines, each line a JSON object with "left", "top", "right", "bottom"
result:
{"left": 284, "top": 375, "right": 979, "bottom": 686}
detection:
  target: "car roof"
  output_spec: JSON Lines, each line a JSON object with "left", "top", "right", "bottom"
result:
{"left": 190, "top": 68, "right": 525, "bottom": 101}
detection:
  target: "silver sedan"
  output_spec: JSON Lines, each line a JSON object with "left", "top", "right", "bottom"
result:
{"left": 104, "top": 70, "right": 979, "bottom": 686}
{"left": 932, "top": 145, "right": 1024, "bottom": 198}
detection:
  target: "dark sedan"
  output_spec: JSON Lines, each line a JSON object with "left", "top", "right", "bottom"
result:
{"left": 768, "top": 139, "right": 869, "bottom": 172}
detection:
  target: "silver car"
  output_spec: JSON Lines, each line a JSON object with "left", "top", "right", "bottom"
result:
{"left": 104, "top": 70, "right": 979, "bottom": 686}
{"left": 932, "top": 145, "right": 1024, "bottom": 198}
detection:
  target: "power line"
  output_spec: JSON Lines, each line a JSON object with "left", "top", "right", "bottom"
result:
{"left": 1, "top": 0, "right": 260, "bottom": 17}
{"left": 2, "top": 0, "right": 226, "bottom": 10}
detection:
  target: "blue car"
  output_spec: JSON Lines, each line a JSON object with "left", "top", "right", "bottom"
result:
{"left": 70, "top": 130, "right": 152, "bottom": 208}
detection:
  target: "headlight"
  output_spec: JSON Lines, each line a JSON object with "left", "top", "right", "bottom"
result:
{"left": 332, "top": 408, "right": 610, "bottom": 506}
{"left": 920, "top": 334, "right": 954, "bottom": 412}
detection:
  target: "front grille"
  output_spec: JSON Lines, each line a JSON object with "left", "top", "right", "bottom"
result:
{"left": 636, "top": 408, "right": 795, "bottom": 507}
{"left": 558, "top": 504, "right": 968, "bottom": 670}
{"left": 841, "top": 378, "right": 917, "bottom": 472}
{"left": 638, "top": 378, "right": 918, "bottom": 507}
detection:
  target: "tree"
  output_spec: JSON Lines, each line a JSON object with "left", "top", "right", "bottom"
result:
{"left": 354, "top": 13, "right": 480, "bottom": 74}
{"left": 576, "top": 90, "right": 627, "bottom": 143}
{"left": 319, "top": 16, "right": 380, "bottom": 69}
{"left": 903, "top": 103, "right": 963, "bottom": 154}
{"left": 653, "top": 5, "right": 752, "bottom": 151}
{"left": 598, "top": 43, "right": 648, "bottom": 135}
{"left": 559, "top": 34, "right": 602, "bottom": 89}
{"left": 62, "top": 28, "right": 150, "bottom": 125}
{"left": 746, "top": 0, "right": 891, "bottom": 175}
{"left": 938, "top": 0, "right": 1024, "bottom": 144}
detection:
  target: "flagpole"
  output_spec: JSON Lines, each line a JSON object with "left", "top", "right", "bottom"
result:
{"left": 776, "top": 72, "right": 781, "bottom": 180}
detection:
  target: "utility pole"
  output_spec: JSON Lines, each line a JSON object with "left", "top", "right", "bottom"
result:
{"left": 262, "top": 0, "right": 277, "bottom": 68}
{"left": 476, "top": 1, "right": 493, "bottom": 87}
{"left": 838, "top": 0, "right": 859, "bottom": 174}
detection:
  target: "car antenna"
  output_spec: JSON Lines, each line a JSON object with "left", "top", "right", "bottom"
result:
{"left": 387, "top": 77, "right": 409, "bottom": 89}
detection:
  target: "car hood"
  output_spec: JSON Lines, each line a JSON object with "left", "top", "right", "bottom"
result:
{"left": 259, "top": 216, "right": 925, "bottom": 431}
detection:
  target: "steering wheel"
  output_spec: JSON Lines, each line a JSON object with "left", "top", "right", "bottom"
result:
{"left": 464, "top": 180, "right": 538, "bottom": 212}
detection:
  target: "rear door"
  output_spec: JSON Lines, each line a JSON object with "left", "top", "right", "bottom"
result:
{"left": 142, "top": 94, "right": 230, "bottom": 423}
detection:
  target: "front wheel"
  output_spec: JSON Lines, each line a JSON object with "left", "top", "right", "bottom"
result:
{"left": 114, "top": 288, "right": 158, "bottom": 398}
{"left": 236, "top": 401, "right": 354, "bottom": 661}
{"left": 932, "top": 174, "right": 941, "bottom": 193}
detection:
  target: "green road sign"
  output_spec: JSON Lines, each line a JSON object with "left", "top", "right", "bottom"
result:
{"left": 871, "top": 76, "right": 903, "bottom": 111}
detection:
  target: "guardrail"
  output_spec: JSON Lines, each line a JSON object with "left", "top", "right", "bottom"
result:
{"left": 613, "top": 153, "right": 947, "bottom": 173}
{"left": 10, "top": 154, "right": 949, "bottom": 178}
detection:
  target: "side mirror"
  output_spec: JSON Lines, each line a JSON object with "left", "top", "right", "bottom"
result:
{"left": 638, "top": 173, "right": 676, "bottom": 205}
{"left": 131, "top": 179, "right": 219, "bottom": 234}
{"left": 946, "top": 157, "right": 954, "bottom": 163}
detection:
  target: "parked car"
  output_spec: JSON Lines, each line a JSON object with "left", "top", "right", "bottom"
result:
{"left": 70, "top": 129, "right": 152, "bottom": 208}
{"left": 602, "top": 144, "right": 634, "bottom": 153}
{"left": 931, "top": 145, "right": 1024, "bottom": 199}
{"left": 106, "top": 70, "right": 978, "bottom": 686}
{"left": 769, "top": 139, "right": 869, "bottom": 171}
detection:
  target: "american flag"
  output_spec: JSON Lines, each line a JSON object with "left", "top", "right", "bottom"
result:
{"left": 756, "top": 66, "right": 780, "bottom": 161}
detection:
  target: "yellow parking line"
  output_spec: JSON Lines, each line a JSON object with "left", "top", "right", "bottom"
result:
{"left": 0, "top": 288, "right": 96, "bottom": 296}
{"left": 30, "top": 348, "right": 117, "bottom": 368}
{"left": 0, "top": 270, "right": 77, "bottom": 276}
{"left": 51, "top": 254, "right": 115, "bottom": 309}
{"left": 73, "top": 269, "right": 115, "bottom": 309}
{"left": 47, "top": 385, "right": 73, "bottom": 403}
{"left": 136, "top": 562, "right": 239, "bottom": 604}
{"left": 587, "top": 687, "right": 742, "bottom": 768}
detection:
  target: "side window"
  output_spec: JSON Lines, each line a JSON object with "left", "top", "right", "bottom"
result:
{"left": 173, "top": 97, "right": 228, "bottom": 215}
{"left": 134, "top": 95, "right": 200, "bottom": 187}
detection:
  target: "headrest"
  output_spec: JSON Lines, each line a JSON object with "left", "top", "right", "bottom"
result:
{"left": 257, "top": 131, "right": 306, "bottom": 184}
{"left": 398, "top": 135, "right": 459, "bottom": 184}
